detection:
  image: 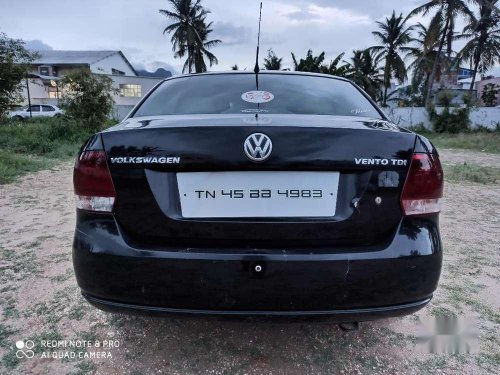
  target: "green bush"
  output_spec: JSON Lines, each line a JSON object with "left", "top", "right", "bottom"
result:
{"left": 60, "top": 70, "right": 116, "bottom": 132}
{"left": 436, "top": 90, "right": 454, "bottom": 107}
{"left": 481, "top": 83, "right": 499, "bottom": 107}
{"left": 407, "top": 123, "right": 430, "bottom": 134}
{"left": 428, "top": 90, "right": 471, "bottom": 134}
{"left": 431, "top": 107, "right": 470, "bottom": 133}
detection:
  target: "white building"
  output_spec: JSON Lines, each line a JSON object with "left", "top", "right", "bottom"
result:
{"left": 22, "top": 50, "right": 167, "bottom": 119}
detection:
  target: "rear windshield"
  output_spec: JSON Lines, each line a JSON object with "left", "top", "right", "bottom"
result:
{"left": 133, "top": 73, "right": 382, "bottom": 118}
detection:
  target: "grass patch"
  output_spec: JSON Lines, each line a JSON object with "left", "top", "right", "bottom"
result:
{"left": 0, "top": 150, "right": 53, "bottom": 184}
{"left": 70, "top": 361, "right": 96, "bottom": 375}
{"left": 444, "top": 163, "right": 499, "bottom": 184}
{"left": 442, "top": 283, "right": 500, "bottom": 324}
{"left": 0, "top": 117, "right": 108, "bottom": 184}
{"left": 419, "top": 132, "right": 500, "bottom": 154}
{"left": 0, "top": 323, "right": 15, "bottom": 348}
{"left": 0, "top": 247, "right": 40, "bottom": 277}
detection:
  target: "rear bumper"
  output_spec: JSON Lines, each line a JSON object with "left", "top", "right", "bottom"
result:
{"left": 83, "top": 293, "right": 431, "bottom": 321}
{"left": 73, "top": 213, "right": 442, "bottom": 318}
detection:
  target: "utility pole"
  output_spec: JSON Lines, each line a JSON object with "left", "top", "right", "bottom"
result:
{"left": 25, "top": 74, "right": 32, "bottom": 119}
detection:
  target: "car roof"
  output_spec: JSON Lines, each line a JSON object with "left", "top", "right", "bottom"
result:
{"left": 163, "top": 70, "right": 353, "bottom": 83}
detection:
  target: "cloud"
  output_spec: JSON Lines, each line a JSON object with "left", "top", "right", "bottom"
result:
{"left": 133, "top": 60, "right": 178, "bottom": 75}
{"left": 212, "top": 21, "right": 252, "bottom": 45}
{"left": 284, "top": 9, "right": 321, "bottom": 22}
{"left": 282, "top": 0, "right": 423, "bottom": 20}
{"left": 283, "top": 4, "right": 371, "bottom": 25}
{"left": 24, "top": 39, "right": 53, "bottom": 50}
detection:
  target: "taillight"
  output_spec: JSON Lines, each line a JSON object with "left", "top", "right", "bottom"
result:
{"left": 74, "top": 150, "right": 116, "bottom": 212}
{"left": 401, "top": 153, "right": 444, "bottom": 216}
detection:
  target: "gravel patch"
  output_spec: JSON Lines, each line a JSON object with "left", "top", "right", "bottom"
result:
{"left": 0, "top": 151, "right": 499, "bottom": 374}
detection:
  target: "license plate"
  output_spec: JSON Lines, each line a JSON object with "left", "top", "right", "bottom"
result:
{"left": 177, "top": 171, "right": 339, "bottom": 218}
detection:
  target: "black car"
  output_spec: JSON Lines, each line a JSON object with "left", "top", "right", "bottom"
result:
{"left": 73, "top": 71, "right": 443, "bottom": 321}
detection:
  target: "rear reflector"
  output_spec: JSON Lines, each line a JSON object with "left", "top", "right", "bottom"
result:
{"left": 74, "top": 150, "right": 116, "bottom": 212}
{"left": 401, "top": 153, "right": 444, "bottom": 216}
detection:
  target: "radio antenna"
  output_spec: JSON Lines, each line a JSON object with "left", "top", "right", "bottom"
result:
{"left": 254, "top": 2, "right": 263, "bottom": 74}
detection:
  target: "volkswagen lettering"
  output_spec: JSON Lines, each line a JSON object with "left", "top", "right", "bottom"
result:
{"left": 73, "top": 71, "right": 443, "bottom": 321}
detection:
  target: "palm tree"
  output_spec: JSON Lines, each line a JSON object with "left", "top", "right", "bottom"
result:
{"left": 263, "top": 49, "right": 283, "bottom": 70}
{"left": 186, "top": 20, "right": 221, "bottom": 73}
{"left": 456, "top": 0, "right": 500, "bottom": 92}
{"left": 347, "top": 49, "right": 384, "bottom": 100}
{"left": 160, "top": 0, "right": 220, "bottom": 73}
{"left": 291, "top": 50, "right": 325, "bottom": 72}
{"left": 319, "top": 52, "right": 352, "bottom": 77}
{"left": 371, "top": 11, "right": 415, "bottom": 106}
{"left": 407, "top": 21, "right": 442, "bottom": 100}
{"left": 407, "top": 0, "right": 474, "bottom": 106}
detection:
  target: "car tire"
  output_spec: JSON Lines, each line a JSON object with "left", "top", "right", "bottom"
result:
{"left": 12, "top": 116, "right": 24, "bottom": 122}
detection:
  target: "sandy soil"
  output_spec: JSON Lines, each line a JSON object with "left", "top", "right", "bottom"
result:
{"left": 439, "top": 149, "right": 499, "bottom": 167}
{"left": 0, "top": 149, "right": 499, "bottom": 375}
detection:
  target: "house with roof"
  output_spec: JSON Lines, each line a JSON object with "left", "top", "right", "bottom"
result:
{"left": 22, "top": 50, "right": 171, "bottom": 119}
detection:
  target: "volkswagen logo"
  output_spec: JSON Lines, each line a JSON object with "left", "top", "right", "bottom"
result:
{"left": 243, "top": 133, "right": 272, "bottom": 162}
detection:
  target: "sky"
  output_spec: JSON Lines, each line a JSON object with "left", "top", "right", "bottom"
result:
{"left": 0, "top": 0, "right": 497, "bottom": 76}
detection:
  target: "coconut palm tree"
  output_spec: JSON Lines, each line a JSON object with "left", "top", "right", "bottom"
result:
{"left": 371, "top": 11, "right": 415, "bottom": 106}
{"left": 406, "top": 21, "right": 443, "bottom": 100}
{"left": 347, "top": 49, "right": 384, "bottom": 100}
{"left": 407, "top": 0, "right": 474, "bottom": 106}
{"left": 456, "top": 0, "right": 500, "bottom": 92}
{"left": 160, "top": 0, "right": 220, "bottom": 73}
{"left": 263, "top": 49, "right": 283, "bottom": 70}
{"left": 182, "top": 20, "right": 220, "bottom": 73}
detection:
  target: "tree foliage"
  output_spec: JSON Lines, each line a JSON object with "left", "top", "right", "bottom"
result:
{"left": 291, "top": 50, "right": 351, "bottom": 77}
{"left": 0, "top": 33, "right": 38, "bottom": 117}
{"left": 407, "top": 21, "right": 442, "bottom": 102}
{"left": 263, "top": 49, "right": 283, "bottom": 70}
{"left": 407, "top": 0, "right": 475, "bottom": 106}
{"left": 60, "top": 70, "right": 116, "bottom": 132}
{"left": 456, "top": 0, "right": 500, "bottom": 91}
{"left": 291, "top": 50, "right": 326, "bottom": 72}
{"left": 481, "top": 83, "right": 499, "bottom": 106}
{"left": 320, "top": 53, "right": 352, "bottom": 77}
{"left": 371, "top": 11, "right": 415, "bottom": 106}
{"left": 160, "top": 0, "right": 220, "bottom": 73}
{"left": 347, "top": 49, "right": 384, "bottom": 100}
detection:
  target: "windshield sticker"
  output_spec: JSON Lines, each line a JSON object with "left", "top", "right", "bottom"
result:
{"left": 241, "top": 91, "right": 274, "bottom": 104}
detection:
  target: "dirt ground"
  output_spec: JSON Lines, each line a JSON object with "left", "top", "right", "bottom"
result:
{"left": 0, "top": 149, "right": 499, "bottom": 375}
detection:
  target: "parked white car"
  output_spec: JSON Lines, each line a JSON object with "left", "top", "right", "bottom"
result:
{"left": 9, "top": 104, "right": 64, "bottom": 120}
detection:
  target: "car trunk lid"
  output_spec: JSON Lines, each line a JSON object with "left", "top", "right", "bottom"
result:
{"left": 101, "top": 115, "right": 416, "bottom": 249}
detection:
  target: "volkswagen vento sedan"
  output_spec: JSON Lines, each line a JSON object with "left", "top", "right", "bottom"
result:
{"left": 73, "top": 71, "right": 443, "bottom": 322}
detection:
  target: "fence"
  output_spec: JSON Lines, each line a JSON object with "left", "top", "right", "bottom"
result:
{"left": 385, "top": 107, "right": 500, "bottom": 130}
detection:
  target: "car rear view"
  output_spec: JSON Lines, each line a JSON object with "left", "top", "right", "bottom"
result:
{"left": 73, "top": 72, "right": 443, "bottom": 320}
